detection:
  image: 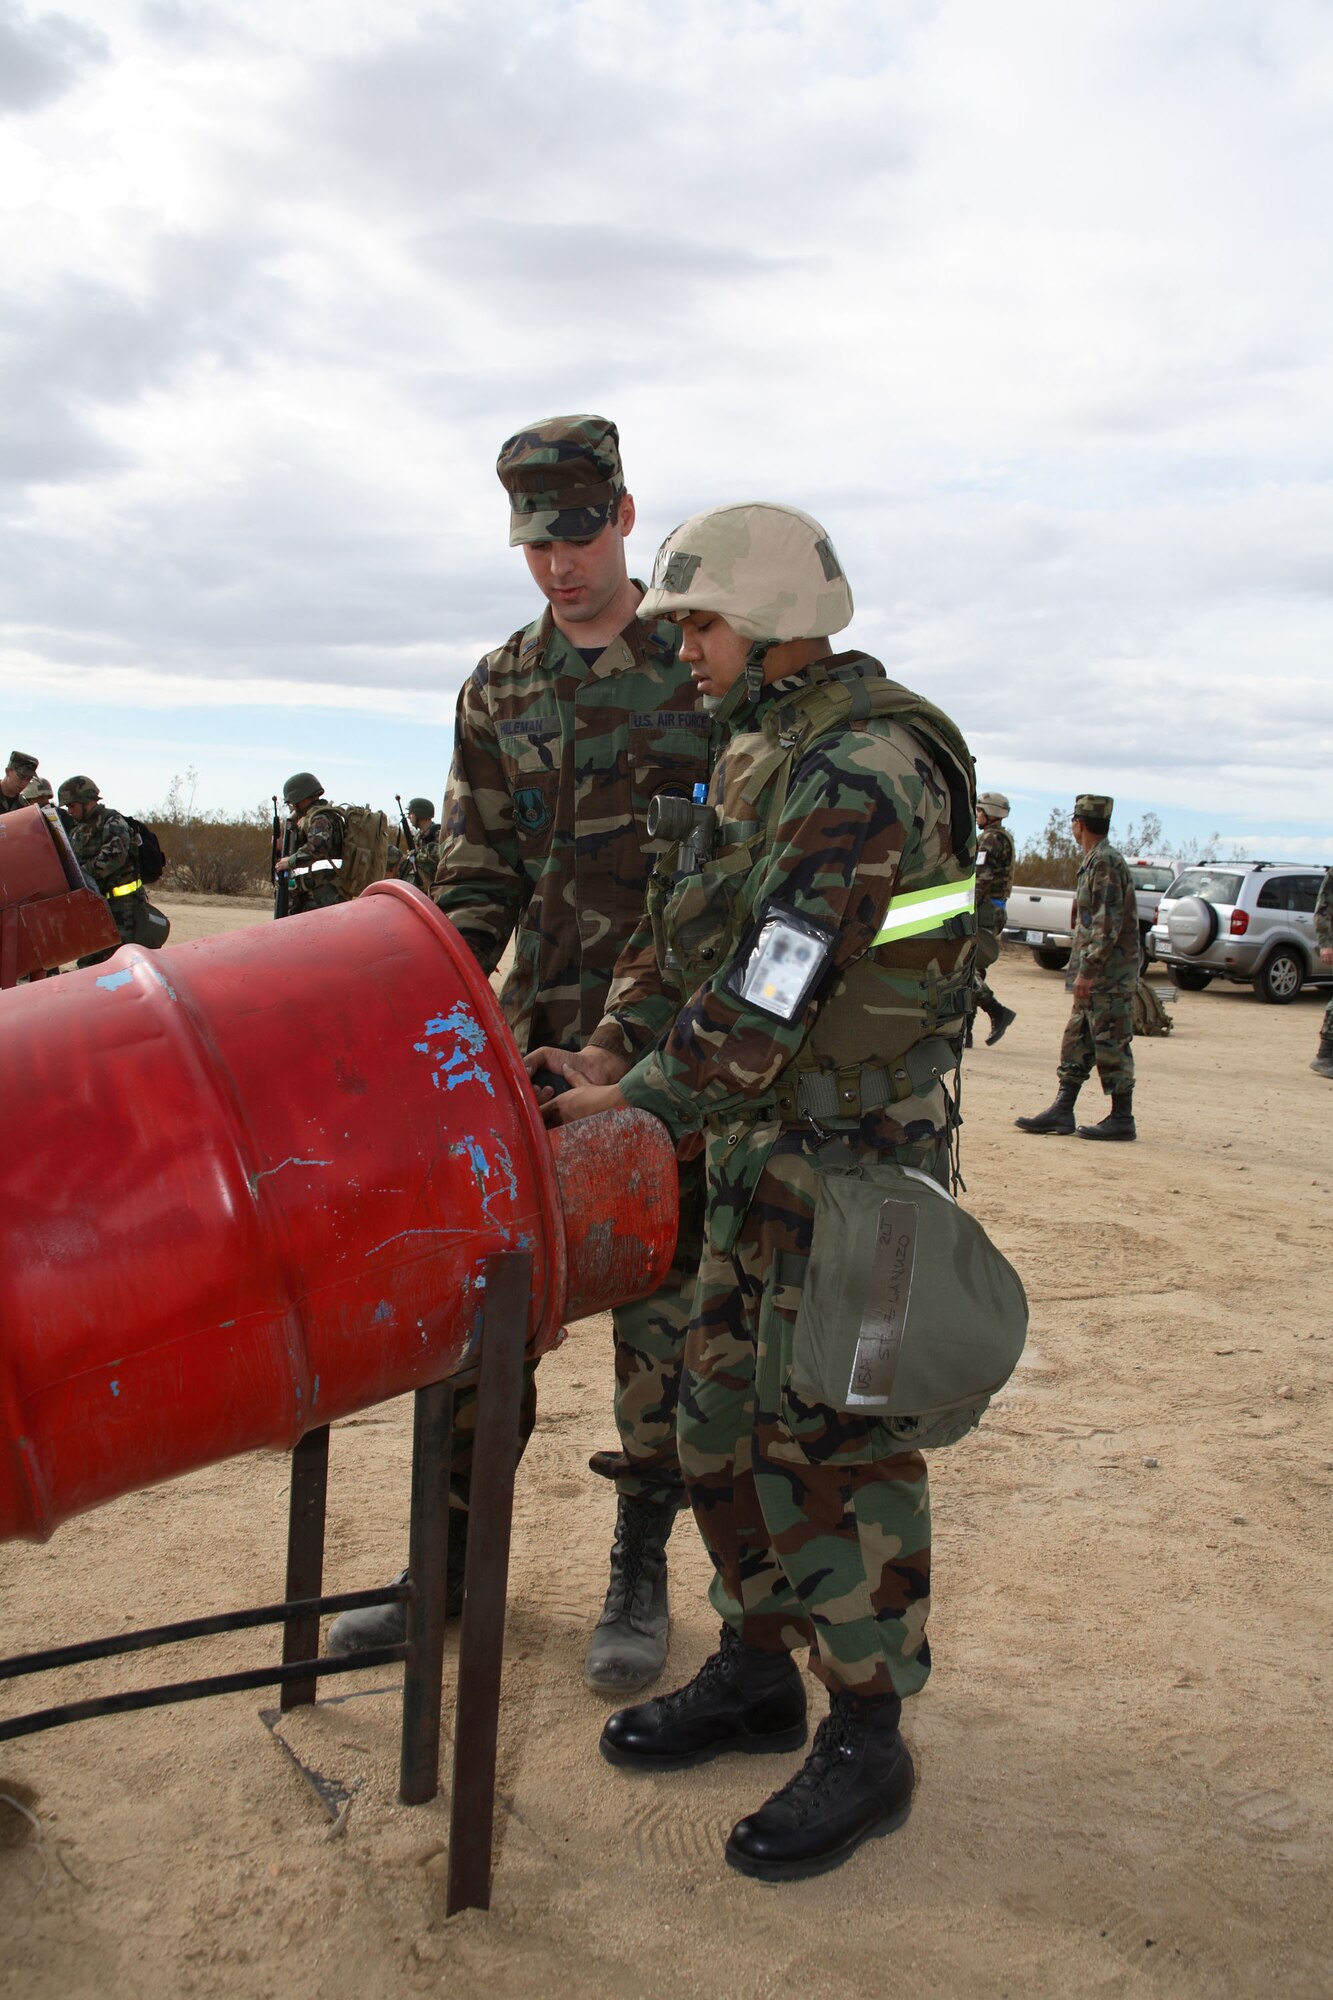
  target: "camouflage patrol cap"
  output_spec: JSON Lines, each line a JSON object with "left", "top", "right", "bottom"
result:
{"left": 407, "top": 796, "right": 435, "bottom": 819}
{"left": 283, "top": 771, "right": 324, "bottom": 808}
{"left": 21, "top": 776, "right": 53, "bottom": 803}
{"left": 978, "top": 790, "right": 1010, "bottom": 818}
{"left": 1074, "top": 793, "right": 1113, "bottom": 820}
{"left": 638, "top": 503, "right": 854, "bottom": 643}
{"left": 497, "top": 415, "right": 625, "bottom": 546}
{"left": 7, "top": 750, "right": 38, "bottom": 776}
{"left": 58, "top": 775, "right": 100, "bottom": 806}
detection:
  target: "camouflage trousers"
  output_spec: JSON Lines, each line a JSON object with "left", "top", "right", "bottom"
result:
{"left": 679, "top": 1136, "right": 932, "bottom": 1700}
{"left": 1057, "top": 984, "right": 1135, "bottom": 1094}
{"left": 969, "top": 913, "right": 1004, "bottom": 1015}
{"left": 449, "top": 1157, "right": 704, "bottom": 1507}
{"left": 1322, "top": 990, "right": 1333, "bottom": 1041}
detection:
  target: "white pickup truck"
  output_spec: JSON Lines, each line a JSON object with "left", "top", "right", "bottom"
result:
{"left": 1004, "top": 860, "right": 1178, "bottom": 970}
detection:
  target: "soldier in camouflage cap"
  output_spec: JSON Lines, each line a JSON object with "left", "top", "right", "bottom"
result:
{"left": 0, "top": 750, "right": 40, "bottom": 814}
{"left": 530, "top": 501, "right": 980, "bottom": 1881}
{"left": 1016, "top": 792, "right": 1139, "bottom": 1140}
{"left": 497, "top": 414, "right": 627, "bottom": 546}
{"left": 330, "top": 415, "right": 709, "bottom": 1700}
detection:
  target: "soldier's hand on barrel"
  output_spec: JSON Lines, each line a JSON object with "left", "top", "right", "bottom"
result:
{"left": 540, "top": 1082, "right": 628, "bottom": 1128}
{"left": 525, "top": 1044, "right": 628, "bottom": 1088}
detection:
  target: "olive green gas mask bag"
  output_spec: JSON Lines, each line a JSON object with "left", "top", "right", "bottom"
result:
{"left": 789, "top": 1163, "right": 1028, "bottom": 1450}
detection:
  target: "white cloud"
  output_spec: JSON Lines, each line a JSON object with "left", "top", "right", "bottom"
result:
{"left": 0, "top": 0, "right": 1331, "bottom": 827}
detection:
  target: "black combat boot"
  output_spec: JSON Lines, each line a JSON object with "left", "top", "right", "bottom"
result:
{"left": 584, "top": 1492, "right": 680, "bottom": 1694}
{"left": 325, "top": 1512, "right": 469, "bottom": 1657}
{"left": 1310, "top": 1035, "right": 1333, "bottom": 1079}
{"left": 1077, "top": 1089, "right": 1137, "bottom": 1141}
{"left": 1014, "top": 1080, "right": 1080, "bottom": 1134}
{"left": 725, "top": 1689, "right": 914, "bottom": 1881}
{"left": 984, "top": 1002, "right": 1017, "bottom": 1046}
{"left": 600, "top": 1623, "right": 807, "bottom": 1770}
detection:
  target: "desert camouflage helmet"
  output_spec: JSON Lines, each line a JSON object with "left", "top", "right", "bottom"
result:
{"left": 21, "top": 776, "right": 53, "bottom": 803}
{"left": 58, "top": 775, "right": 100, "bottom": 806}
{"left": 283, "top": 772, "right": 324, "bottom": 809}
{"left": 978, "top": 790, "right": 1011, "bottom": 818}
{"left": 406, "top": 796, "right": 435, "bottom": 819}
{"left": 637, "top": 503, "right": 854, "bottom": 643}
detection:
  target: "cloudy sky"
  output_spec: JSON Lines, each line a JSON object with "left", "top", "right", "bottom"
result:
{"left": 3, "top": 0, "right": 1330, "bottom": 858}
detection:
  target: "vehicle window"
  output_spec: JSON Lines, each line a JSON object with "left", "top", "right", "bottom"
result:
{"left": 1256, "top": 879, "right": 1289, "bottom": 910}
{"left": 1128, "top": 866, "right": 1175, "bottom": 891}
{"left": 1289, "top": 876, "right": 1321, "bottom": 914}
{"left": 1168, "top": 870, "right": 1243, "bottom": 906}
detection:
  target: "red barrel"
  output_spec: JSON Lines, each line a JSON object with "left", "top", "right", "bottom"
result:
{"left": 0, "top": 803, "right": 118, "bottom": 983}
{"left": 0, "top": 881, "right": 678, "bottom": 1543}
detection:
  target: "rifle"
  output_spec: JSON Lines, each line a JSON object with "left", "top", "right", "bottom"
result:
{"left": 272, "top": 798, "right": 292, "bottom": 921}
{"left": 394, "top": 793, "right": 424, "bottom": 889}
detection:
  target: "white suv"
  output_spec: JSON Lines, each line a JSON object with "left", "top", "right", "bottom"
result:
{"left": 1150, "top": 862, "right": 1333, "bottom": 1004}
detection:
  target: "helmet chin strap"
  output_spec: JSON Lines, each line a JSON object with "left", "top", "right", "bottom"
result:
{"left": 706, "top": 639, "right": 774, "bottom": 732}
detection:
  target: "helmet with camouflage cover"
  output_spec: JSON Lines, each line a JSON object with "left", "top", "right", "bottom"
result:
{"left": 283, "top": 772, "right": 324, "bottom": 809}
{"left": 497, "top": 415, "right": 625, "bottom": 547}
{"left": 21, "top": 776, "right": 53, "bottom": 803}
{"left": 978, "top": 791, "right": 1010, "bottom": 819}
{"left": 58, "top": 775, "right": 100, "bottom": 807}
{"left": 637, "top": 503, "right": 853, "bottom": 643}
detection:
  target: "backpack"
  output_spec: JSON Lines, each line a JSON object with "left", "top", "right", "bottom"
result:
{"left": 126, "top": 815, "right": 167, "bottom": 884}
{"left": 1132, "top": 977, "right": 1174, "bottom": 1037}
{"left": 336, "top": 805, "right": 392, "bottom": 900}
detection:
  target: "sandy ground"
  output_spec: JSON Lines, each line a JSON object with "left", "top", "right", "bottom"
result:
{"left": 2, "top": 912, "right": 1330, "bottom": 1999}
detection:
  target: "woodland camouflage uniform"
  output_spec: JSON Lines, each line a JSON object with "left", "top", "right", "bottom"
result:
{"left": 591, "top": 610, "right": 977, "bottom": 1694}
{"left": 65, "top": 797, "right": 144, "bottom": 964}
{"left": 432, "top": 418, "right": 712, "bottom": 1511}
{"left": 397, "top": 819, "right": 443, "bottom": 893}
{"left": 1314, "top": 868, "right": 1333, "bottom": 1053}
{"left": 286, "top": 802, "right": 348, "bottom": 914}
{"left": 973, "top": 817, "right": 1014, "bottom": 1010}
{"left": 0, "top": 751, "right": 39, "bottom": 812}
{"left": 1058, "top": 818, "right": 1138, "bottom": 1094}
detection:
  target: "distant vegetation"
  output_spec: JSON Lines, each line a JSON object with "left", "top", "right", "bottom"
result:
{"left": 142, "top": 772, "right": 273, "bottom": 898}
{"left": 1015, "top": 808, "right": 1220, "bottom": 889}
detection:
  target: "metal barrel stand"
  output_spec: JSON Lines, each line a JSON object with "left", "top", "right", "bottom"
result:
{"left": 0, "top": 1249, "right": 531, "bottom": 1915}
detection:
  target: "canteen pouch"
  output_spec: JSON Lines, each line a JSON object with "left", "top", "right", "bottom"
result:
{"left": 789, "top": 1162, "right": 1028, "bottom": 1449}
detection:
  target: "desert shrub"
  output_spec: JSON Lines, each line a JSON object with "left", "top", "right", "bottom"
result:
{"left": 142, "top": 774, "right": 274, "bottom": 896}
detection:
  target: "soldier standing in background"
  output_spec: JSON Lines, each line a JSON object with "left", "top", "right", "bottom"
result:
{"left": 0, "top": 751, "right": 40, "bottom": 812}
{"left": 397, "top": 797, "right": 442, "bottom": 892}
{"left": 274, "top": 774, "right": 347, "bottom": 914}
{"left": 1310, "top": 866, "right": 1333, "bottom": 1078}
{"left": 968, "top": 789, "right": 1017, "bottom": 1046}
{"left": 1016, "top": 792, "right": 1139, "bottom": 1140}
{"left": 330, "top": 415, "right": 711, "bottom": 1696}
{"left": 57, "top": 776, "right": 150, "bottom": 966}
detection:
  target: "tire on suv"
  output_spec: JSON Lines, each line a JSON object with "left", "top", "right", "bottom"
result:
{"left": 1254, "top": 947, "right": 1304, "bottom": 1005}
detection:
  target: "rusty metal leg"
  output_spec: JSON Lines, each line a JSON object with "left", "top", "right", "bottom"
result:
{"left": 398, "top": 1377, "right": 454, "bottom": 1806}
{"left": 446, "top": 1250, "right": 532, "bottom": 1916}
{"left": 280, "top": 1424, "right": 329, "bottom": 1711}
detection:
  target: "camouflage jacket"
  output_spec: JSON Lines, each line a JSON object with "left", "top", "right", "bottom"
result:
{"left": 1071, "top": 838, "right": 1138, "bottom": 986}
{"left": 434, "top": 600, "right": 708, "bottom": 1052}
{"left": 590, "top": 654, "right": 976, "bottom": 1246}
{"left": 976, "top": 823, "right": 1015, "bottom": 906}
{"left": 0, "top": 791, "right": 30, "bottom": 814}
{"left": 69, "top": 805, "right": 140, "bottom": 893}
{"left": 286, "top": 803, "right": 347, "bottom": 914}
{"left": 1315, "top": 868, "right": 1333, "bottom": 949}
{"left": 397, "top": 821, "right": 442, "bottom": 892}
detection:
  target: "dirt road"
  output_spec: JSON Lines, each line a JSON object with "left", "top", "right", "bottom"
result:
{"left": 2, "top": 915, "right": 1329, "bottom": 1998}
